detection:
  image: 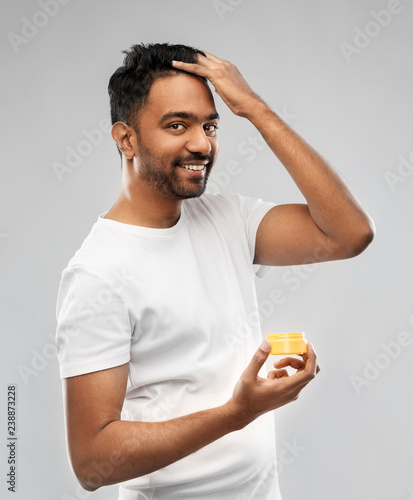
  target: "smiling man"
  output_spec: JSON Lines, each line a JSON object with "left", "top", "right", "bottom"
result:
{"left": 105, "top": 65, "right": 219, "bottom": 224}
{"left": 55, "top": 43, "right": 374, "bottom": 499}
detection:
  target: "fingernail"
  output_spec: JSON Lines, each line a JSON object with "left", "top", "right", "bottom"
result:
{"left": 260, "top": 340, "right": 271, "bottom": 352}
{"left": 308, "top": 343, "right": 317, "bottom": 355}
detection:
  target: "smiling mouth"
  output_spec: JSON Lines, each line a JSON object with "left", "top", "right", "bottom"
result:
{"left": 178, "top": 164, "right": 206, "bottom": 171}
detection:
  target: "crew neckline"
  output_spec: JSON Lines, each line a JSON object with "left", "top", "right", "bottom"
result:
{"left": 97, "top": 202, "right": 186, "bottom": 236}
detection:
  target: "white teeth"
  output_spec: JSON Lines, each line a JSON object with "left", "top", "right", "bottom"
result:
{"left": 180, "top": 164, "right": 205, "bottom": 171}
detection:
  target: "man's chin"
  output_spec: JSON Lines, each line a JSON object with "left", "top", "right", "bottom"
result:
{"left": 172, "top": 176, "right": 209, "bottom": 200}
{"left": 174, "top": 185, "right": 207, "bottom": 200}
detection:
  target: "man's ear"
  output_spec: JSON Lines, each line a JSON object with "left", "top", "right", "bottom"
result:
{"left": 111, "top": 122, "right": 135, "bottom": 160}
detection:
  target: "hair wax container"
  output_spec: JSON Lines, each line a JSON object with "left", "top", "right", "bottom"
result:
{"left": 267, "top": 333, "right": 308, "bottom": 355}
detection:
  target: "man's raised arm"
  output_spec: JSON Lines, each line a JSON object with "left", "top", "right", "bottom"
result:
{"left": 172, "top": 53, "right": 375, "bottom": 266}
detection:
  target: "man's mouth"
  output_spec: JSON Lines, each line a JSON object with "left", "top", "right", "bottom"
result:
{"left": 178, "top": 164, "right": 206, "bottom": 171}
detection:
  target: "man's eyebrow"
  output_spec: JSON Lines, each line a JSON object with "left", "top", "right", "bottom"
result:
{"left": 159, "top": 111, "right": 220, "bottom": 123}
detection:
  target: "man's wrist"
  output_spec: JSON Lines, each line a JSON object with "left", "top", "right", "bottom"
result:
{"left": 242, "top": 98, "right": 276, "bottom": 123}
{"left": 220, "top": 398, "right": 255, "bottom": 432}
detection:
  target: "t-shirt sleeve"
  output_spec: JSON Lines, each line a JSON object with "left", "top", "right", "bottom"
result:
{"left": 232, "top": 193, "right": 276, "bottom": 278}
{"left": 55, "top": 265, "right": 135, "bottom": 379}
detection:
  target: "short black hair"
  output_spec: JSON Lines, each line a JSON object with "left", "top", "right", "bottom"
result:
{"left": 108, "top": 43, "right": 206, "bottom": 132}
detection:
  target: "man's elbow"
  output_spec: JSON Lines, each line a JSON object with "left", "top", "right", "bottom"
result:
{"left": 70, "top": 452, "right": 106, "bottom": 492}
{"left": 77, "top": 476, "right": 100, "bottom": 493}
{"left": 343, "top": 218, "right": 376, "bottom": 258}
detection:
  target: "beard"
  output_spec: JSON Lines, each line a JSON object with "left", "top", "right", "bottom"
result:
{"left": 135, "top": 137, "right": 214, "bottom": 200}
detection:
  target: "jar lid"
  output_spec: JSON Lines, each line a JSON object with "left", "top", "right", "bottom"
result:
{"left": 266, "top": 332, "right": 307, "bottom": 355}
{"left": 267, "top": 332, "right": 306, "bottom": 341}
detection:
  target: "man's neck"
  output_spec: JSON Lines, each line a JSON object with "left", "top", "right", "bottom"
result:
{"left": 104, "top": 181, "right": 182, "bottom": 229}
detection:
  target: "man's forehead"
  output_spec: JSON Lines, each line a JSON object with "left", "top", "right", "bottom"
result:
{"left": 145, "top": 73, "right": 217, "bottom": 118}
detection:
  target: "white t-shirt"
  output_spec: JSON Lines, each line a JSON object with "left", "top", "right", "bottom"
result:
{"left": 55, "top": 192, "right": 281, "bottom": 500}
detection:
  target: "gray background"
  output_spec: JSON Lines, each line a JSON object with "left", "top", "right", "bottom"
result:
{"left": 1, "top": 0, "right": 412, "bottom": 499}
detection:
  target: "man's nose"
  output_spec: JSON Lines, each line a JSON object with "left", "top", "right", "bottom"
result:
{"left": 186, "top": 127, "right": 212, "bottom": 155}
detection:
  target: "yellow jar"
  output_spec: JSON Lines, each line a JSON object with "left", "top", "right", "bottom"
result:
{"left": 267, "top": 332, "right": 308, "bottom": 355}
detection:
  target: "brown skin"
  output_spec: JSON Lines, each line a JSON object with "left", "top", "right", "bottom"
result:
{"left": 105, "top": 73, "right": 220, "bottom": 228}
{"left": 64, "top": 51, "right": 374, "bottom": 491}
{"left": 65, "top": 342, "right": 318, "bottom": 491}
{"left": 172, "top": 52, "right": 375, "bottom": 264}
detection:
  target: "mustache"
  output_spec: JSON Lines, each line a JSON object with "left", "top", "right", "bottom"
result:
{"left": 173, "top": 153, "right": 213, "bottom": 165}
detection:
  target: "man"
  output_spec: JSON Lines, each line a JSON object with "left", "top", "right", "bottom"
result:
{"left": 56, "top": 43, "right": 374, "bottom": 499}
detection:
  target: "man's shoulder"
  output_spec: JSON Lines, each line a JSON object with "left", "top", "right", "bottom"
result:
{"left": 185, "top": 191, "right": 271, "bottom": 222}
{"left": 185, "top": 191, "right": 243, "bottom": 214}
{"left": 63, "top": 216, "right": 123, "bottom": 278}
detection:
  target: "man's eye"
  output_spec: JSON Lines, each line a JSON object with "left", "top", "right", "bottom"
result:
{"left": 204, "top": 124, "right": 219, "bottom": 134}
{"left": 169, "top": 123, "right": 185, "bottom": 131}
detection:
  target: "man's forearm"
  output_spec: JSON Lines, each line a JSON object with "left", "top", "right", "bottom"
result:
{"left": 67, "top": 342, "right": 319, "bottom": 492}
{"left": 171, "top": 53, "right": 374, "bottom": 258}
{"left": 246, "top": 102, "right": 375, "bottom": 254}
{"left": 74, "top": 401, "right": 244, "bottom": 491}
